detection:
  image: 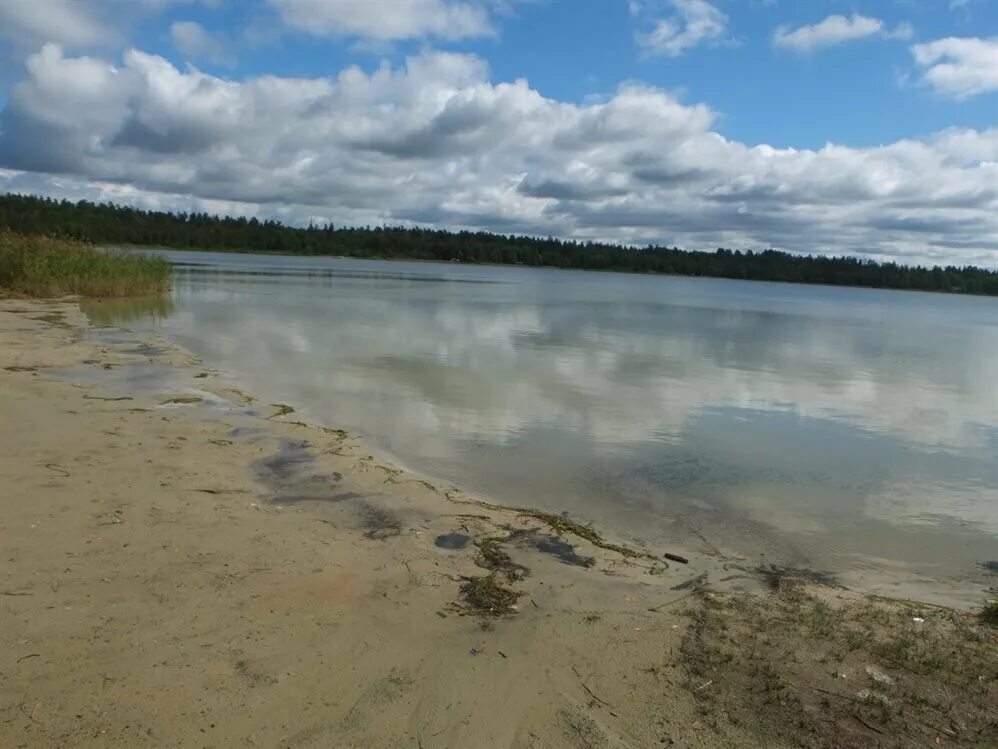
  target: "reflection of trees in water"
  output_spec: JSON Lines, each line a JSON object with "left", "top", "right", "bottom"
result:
{"left": 79, "top": 294, "right": 175, "bottom": 325}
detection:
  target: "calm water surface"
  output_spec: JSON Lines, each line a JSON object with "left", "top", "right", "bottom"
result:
{"left": 109, "top": 250, "right": 998, "bottom": 598}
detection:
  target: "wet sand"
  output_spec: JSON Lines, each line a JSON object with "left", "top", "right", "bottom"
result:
{"left": 1, "top": 298, "right": 995, "bottom": 748}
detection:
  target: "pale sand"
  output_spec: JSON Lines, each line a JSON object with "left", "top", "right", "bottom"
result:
{"left": 0, "top": 299, "right": 743, "bottom": 748}
{"left": 4, "top": 299, "right": 994, "bottom": 748}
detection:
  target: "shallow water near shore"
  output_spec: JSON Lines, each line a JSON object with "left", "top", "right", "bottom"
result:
{"left": 103, "top": 249, "right": 998, "bottom": 604}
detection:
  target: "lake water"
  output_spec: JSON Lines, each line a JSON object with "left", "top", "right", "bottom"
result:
{"left": 101, "top": 250, "right": 998, "bottom": 602}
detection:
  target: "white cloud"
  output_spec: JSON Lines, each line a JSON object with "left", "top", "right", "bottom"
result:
{"left": 636, "top": 0, "right": 728, "bottom": 58}
{"left": 0, "top": 44, "right": 997, "bottom": 266}
{"left": 170, "top": 21, "right": 236, "bottom": 67}
{"left": 773, "top": 14, "right": 911, "bottom": 54}
{"left": 266, "top": 0, "right": 494, "bottom": 41}
{"left": 912, "top": 37, "right": 998, "bottom": 99}
{"left": 0, "top": 0, "right": 225, "bottom": 55}
{"left": 0, "top": 0, "right": 113, "bottom": 48}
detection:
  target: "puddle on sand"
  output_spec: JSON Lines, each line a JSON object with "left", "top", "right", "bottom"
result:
{"left": 252, "top": 439, "right": 350, "bottom": 505}
{"left": 251, "top": 439, "right": 403, "bottom": 539}
{"left": 506, "top": 531, "right": 595, "bottom": 568}
{"left": 434, "top": 532, "right": 471, "bottom": 550}
{"left": 528, "top": 534, "right": 596, "bottom": 568}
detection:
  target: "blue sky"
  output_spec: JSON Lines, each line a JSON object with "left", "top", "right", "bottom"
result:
{"left": 0, "top": 0, "right": 996, "bottom": 265}
{"left": 118, "top": 0, "right": 997, "bottom": 148}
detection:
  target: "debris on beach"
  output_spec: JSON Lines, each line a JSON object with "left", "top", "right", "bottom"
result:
{"left": 473, "top": 535, "right": 530, "bottom": 581}
{"left": 457, "top": 574, "right": 522, "bottom": 617}
{"left": 160, "top": 395, "right": 202, "bottom": 406}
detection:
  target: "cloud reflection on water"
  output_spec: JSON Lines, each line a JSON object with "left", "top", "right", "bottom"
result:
{"left": 124, "top": 254, "right": 998, "bottom": 580}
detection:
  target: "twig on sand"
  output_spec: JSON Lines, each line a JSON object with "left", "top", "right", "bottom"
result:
{"left": 581, "top": 682, "right": 614, "bottom": 709}
{"left": 694, "top": 680, "right": 713, "bottom": 692}
{"left": 43, "top": 463, "right": 70, "bottom": 477}
{"left": 16, "top": 653, "right": 40, "bottom": 663}
{"left": 854, "top": 715, "right": 884, "bottom": 735}
{"left": 648, "top": 590, "right": 698, "bottom": 612}
{"left": 0, "top": 590, "right": 33, "bottom": 596}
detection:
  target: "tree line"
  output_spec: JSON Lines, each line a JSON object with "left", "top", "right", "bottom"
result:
{"left": 2, "top": 192, "right": 997, "bottom": 295}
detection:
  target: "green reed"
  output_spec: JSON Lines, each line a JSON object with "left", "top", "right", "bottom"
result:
{"left": 0, "top": 231, "right": 171, "bottom": 298}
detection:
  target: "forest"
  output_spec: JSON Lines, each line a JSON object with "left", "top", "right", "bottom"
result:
{"left": 2, "top": 192, "right": 997, "bottom": 295}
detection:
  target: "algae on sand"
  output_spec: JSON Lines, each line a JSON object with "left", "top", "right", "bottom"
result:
{"left": 458, "top": 574, "right": 522, "bottom": 617}
{"left": 473, "top": 535, "right": 530, "bottom": 581}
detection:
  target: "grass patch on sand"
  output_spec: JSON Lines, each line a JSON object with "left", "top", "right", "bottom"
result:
{"left": 676, "top": 583, "right": 998, "bottom": 748}
{"left": 0, "top": 231, "right": 171, "bottom": 298}
{"left": 981, "top": 600, "right": 998, "bottom": 628}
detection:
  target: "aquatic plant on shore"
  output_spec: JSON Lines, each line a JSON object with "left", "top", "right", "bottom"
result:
{"left": 458, "top": 574, "right": 522, "bottom": 617}
{"left": 0, "top": 231, "right": 171, "bottom": 298}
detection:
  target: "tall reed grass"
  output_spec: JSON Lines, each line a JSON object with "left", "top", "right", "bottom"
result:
{"left": 0, "top": 231, "right": 171, "bottom": 297}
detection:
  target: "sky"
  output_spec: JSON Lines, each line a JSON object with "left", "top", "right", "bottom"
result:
{"left": 0, "top": 0, "right": 995, "bottom": 266}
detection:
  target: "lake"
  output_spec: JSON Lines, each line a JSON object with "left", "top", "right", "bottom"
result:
{"left": 102, "top": 250, "right": 998, "bottom": 602}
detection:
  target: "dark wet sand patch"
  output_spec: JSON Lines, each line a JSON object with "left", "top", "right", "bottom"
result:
{"left": 253, "top": 439, "right": 350, "bottom": 504}
{"left": 434, "top": 532, "right": 471, "bottom": 550}
{"left": 328, "top": 491, "right": 364, "bottom": 502}
{"left": 33, "top": 313, "right": 67, "bottom": 326}
{"left": 358, "top": 502, "right": 402, "bottom": 540}
{"left": 229, "top": 426, "right": 271, "bottom": 440}
{"left": 527, "top": 534, "right": 596, "bottom": 568}
{"left": 121, "top": 344, "right": 168, "bottom": 357}
{"left": 256, "top": 439, "right": 313, "bottom": 482}
{"left": 502, "top": 528, "right": 595, "bottom": 568}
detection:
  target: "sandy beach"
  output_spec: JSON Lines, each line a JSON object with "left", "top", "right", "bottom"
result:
{"left": 1, "top": 298, "right": 995, "bottom": 748}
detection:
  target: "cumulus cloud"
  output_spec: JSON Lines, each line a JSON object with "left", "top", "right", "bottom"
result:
{"left": 0, "top": 0, "right": 113, "bottom": 49}
{"left": 912, "top": 37, "right": 998, "bottom": 99}
{"left": 266, "top": 0, "right": 494, "bottom": 41}
{"left": 0, "top": 0, "right": 226, "bottom": 57}
{"left": 636, "top": 0, "right": 728, "bottom": 57}
{"left": 170, "top": 21, "right": 236, "bottom": 67}
{"left": 0, "top": 44, "right": 997, "bottom": 266}
{"left": 773, "top": 14, "right": 912, "bottom": 53}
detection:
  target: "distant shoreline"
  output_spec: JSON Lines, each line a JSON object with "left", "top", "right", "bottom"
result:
{"left": 109, "top": 242, "right": 998, "bottom": 302}
{"left": 4, "top": 191, "right": 998, "bottom": 296}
